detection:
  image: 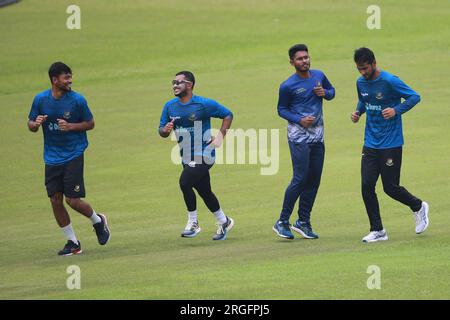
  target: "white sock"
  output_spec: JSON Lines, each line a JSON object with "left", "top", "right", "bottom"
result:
{"left": 89, "top": 210, "right": 102, "bottom": 225}
{"left": 213, "top": 208, "right": 227, "bottom": 224}
{"left": 61, "top": 223, "right": 78, "bottom": 244}
{"left": 188, "top": 210, "right": 198, "bottom": 223}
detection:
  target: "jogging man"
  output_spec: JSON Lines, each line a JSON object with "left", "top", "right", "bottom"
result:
{"left": 351, "top": 47, "right": 429, "bottom": 243}
{"left": 159, "top": 71, "right": 234, "bottom": 240}
{"left": 273, "top": 44, "right": 335, "bottom": 240}
{"left": 28, "top": 62, "right": 110, "bottom": 256}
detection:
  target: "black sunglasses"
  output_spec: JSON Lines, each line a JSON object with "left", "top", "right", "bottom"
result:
{"left": 172, "top": 80, "right": 192, "bottom": 86}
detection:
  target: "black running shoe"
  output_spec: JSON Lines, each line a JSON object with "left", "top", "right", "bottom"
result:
{"left": 93, "top": 213, "right": 111, "bottom": 245}
{"left": 291, "top": 220, "right": 319, "bottom": 239}
{"left": 58, "top": 240, "right": 82, "bottom": 256}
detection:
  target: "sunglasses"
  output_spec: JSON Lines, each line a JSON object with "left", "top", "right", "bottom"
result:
{"left": 172, "top": 80, "right": 192, "bottom": 86}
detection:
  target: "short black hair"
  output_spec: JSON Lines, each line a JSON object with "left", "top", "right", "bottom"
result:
{"left": 48, "top": 62, "right": 72, "bottom": 82}
{"left": 288, "top": 44, "right": 308, "bottom": 60}
{"left": 354, "top": 47, "right": 376, "bottom": 65}
{"left": 176, "top": 71, "right": 195, "bottom": 88}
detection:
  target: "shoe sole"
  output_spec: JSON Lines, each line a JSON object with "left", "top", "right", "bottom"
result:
{"left": 416, "top": 202, "right": 429, "bottom": 234}
{"left": 362, "top": 235, "right": 388, "bottom": 243}
{"left": 181, "top": 227, "right": 201, "bottom": 238}
{"left": 59, "top": 249, "right": 83, "bottom": 256}
{"left": 290, "top": 225, "right": 318, "bottom": 239}
{"left": 272, "top": 226, "right": 294, "bottom": 240}
{"left": 98, "top": 214, "right": 111, "bottom": 245}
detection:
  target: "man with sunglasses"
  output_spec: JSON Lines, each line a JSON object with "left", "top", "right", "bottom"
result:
{"left": 159, "top": 71, "right": 234, "bottom": 240}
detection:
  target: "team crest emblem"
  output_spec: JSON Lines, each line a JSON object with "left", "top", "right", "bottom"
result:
{"left": 375, "top": 92, "right": 383, "bottom": 100}
{"left": 63, "top": 111, "right": 71, "bottom": 119}
{"left": 188, "top": 161, "right": 196, "bottom": 168}
{"left": 189, "top": 113, "right": 197, "bottom": 121}
{"left": 74, "top": 185, "right": 80, "bottom": 192}
{"left": 386, "top": 158, "right": 394, "bottom": 167}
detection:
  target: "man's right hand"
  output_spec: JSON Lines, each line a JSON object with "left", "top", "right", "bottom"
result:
{"left": 28, "top": 115, "right": 47, "bottom": 132}
{"left": 162, "top": 120, "right": 174, "bottom": 134}
{"left": 159, "top": 119, "right": 175, "bottom": 137}
{"left": 300, "top": 116, "right": 316, "bottom": 128}
{"left": 35, "top": 115, "right": 48, "bottom": 127}
{"left": 351, "top": 111, "right": 360, "bottom": 123}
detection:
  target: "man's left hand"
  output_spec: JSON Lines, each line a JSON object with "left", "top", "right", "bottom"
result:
{"left": 313, "top": 86, "right": 325, "bottom": 97}
{"left": 210, "top": 134, "right": 223, "bottom": 148}
{"left": 382, "top": 108, "right": 396, "bottom": 119}
{"left": 57, "top": 119, "right": 72, "bottom": 131}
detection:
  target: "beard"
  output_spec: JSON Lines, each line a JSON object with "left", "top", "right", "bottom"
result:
{"left": 174, "top": 89, "right": 186, "bottom": 97}
{"left": 364, "top": 67, "right": 377, "bottom": 80}
{"left": 57, "top": 83, "right": 71, "bottom": 92}
{"left": 295, "top": 63, "right": 310, "bottom": 72}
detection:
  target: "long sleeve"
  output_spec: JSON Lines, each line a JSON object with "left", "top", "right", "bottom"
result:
{"left": 390, "top": 76, "right": 421, "bottom": 115}
{"left": 277, "top": 84, "right": 301, "bottom": 123}
{"left": 322, "top": 74, "right": 335, "bottom": 101}
{"left": 356, "top": 82, "right": 366, "bottom": 115}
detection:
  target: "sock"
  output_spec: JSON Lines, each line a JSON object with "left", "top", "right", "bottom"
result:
{"left": 89, "top": 210, "right": 102, "bottom": 225}
{"left": 61, "top": 223, "right": 78, "bottom": 244}
{"left": 213, "top": 208, "right": 227, "bottom": 224}
{"left": 188, "top": 210, "right": 198, "bottom": 223}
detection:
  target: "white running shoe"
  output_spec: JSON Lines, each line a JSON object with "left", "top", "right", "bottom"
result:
{"left": 181, "top": 221, "right": 201, "bottom": 238}
{"left": 362, "top": 229, "right": 388, "bottom": 243}
{"left": 212, "top": 216, "right": 234, "bottom": 241}
{"left": 414, "top": 201, "right": 429, "bottom": 234}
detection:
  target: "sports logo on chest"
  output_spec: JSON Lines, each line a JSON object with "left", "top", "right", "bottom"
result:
{"left": 188, "top": 113, "right": 198, "bottom": 122}
{"left": 63, "top": 111, "right": 71, "bottom": 119}
{"left": 375, "top": 92, "right": 384, "bottom": 100}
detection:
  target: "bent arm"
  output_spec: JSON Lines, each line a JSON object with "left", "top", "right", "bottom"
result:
{"left": 277, "top": 85, "right": 301, "bottom": 123}
{"left": 322, "top": 75, "right": 335, "bottom": 101}
{"left": 68, "top": 119, "right": 95, "bottom": 131}
{"left": 219, "top": 114, "right": 233, "bottom": 138}
{"left": 391, "top": 76, "right": 421, "bottom": 115}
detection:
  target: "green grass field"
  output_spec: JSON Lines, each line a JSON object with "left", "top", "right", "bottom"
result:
{"left": 1, "top": 0, "right": 449, "bottom": 299}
